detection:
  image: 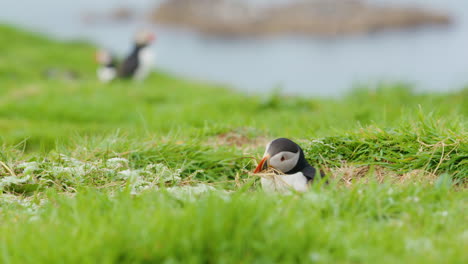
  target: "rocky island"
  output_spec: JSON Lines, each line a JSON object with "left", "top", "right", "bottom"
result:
{"left": 151, "top": 0, "right": 452, "bottom": 37}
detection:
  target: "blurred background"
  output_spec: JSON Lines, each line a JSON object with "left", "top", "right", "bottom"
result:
{"left": 0, "top": 0, "right": 467, "bottom": 96}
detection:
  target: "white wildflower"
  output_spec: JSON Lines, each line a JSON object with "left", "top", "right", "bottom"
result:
{"left": 106, "top": 158, "right": 129, "bottom": 170}
{"left": 51, "top": 166, "right": 86, "bottom": 178}
{"left": 309, "top": 139, "right": 336, "bottom": 149}
{"left": 17, "top": 162, "right": 40, "bottom": 175}
{"left": 146, "top": 163, "right": 182, "bottom": 182}
{"left": 118, "top": 169, "right": 140, "bottom": 180}
{"left": 0, "top": 175, "right": 31, "bottom": 188}
{"left": 59, "top": 154, "right": 83, "bottom": 167}
{"left": 0, "top": 194, "right": 46, "bottom": 221}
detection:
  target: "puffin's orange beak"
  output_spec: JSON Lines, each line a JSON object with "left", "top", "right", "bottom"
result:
{"left": 254, "top": 155, "right": 270, "bottom": 173}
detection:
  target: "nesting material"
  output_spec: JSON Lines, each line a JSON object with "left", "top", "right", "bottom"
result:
{"left": 253, "top": 168, "right": 309, "bottom": 193}
{"left": 329, "top": 165, "right": 440, "bottom": 187}
{"left": 252, "top": 164, "right": 443, "bottom": 193}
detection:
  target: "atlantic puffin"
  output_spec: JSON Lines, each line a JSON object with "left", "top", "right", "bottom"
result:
{"left": 118, "top": 30, "right": 156, "bottom": 80}
{"left": 254, "top": 138, "right": 322, "bottom": 192}
{"left": 95, "top": 49, "right": 117, "bottom": 83}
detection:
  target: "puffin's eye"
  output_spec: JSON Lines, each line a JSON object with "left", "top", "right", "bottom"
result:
{"left": 281, "top": 156, "right": 285, "bottom": 161}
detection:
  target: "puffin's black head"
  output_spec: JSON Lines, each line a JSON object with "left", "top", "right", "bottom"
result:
{"left": 254, "top": 138, "right": 309, "bottom": 174}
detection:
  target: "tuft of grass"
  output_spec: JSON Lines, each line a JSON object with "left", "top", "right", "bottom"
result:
{"left": 1, "top": 186, "right": 466, "bottom": 264}
{"left": 305, "top": 113, "right": 467, "bottom": 179}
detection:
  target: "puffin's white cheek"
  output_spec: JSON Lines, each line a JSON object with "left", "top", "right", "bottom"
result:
{"left": 269, "top": 155, "right": 281, "bottom": 170}
{"left": 278, "top": 159, "right": 296, "bottom": 173}
{"left": 269, "top": 151, "right": 300, "bottom": 173}
{"left": 269, "top": 156, "right": 291, "bottom": 173}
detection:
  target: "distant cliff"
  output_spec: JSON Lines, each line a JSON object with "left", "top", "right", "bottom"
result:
{"left": 150, "top": 0, "right": 451, "bottom": 37}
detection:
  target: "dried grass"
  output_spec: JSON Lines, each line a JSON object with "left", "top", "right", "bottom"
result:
{"left": 214, "top": 132, "right": 269, "bottom": 148}
{"left": 252, "top": 163, "right": 441, "bottom": 189}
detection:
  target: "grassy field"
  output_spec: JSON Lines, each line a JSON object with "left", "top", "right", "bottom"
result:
{"left": 0, "top": 24, "right": 467, "bottom": 263}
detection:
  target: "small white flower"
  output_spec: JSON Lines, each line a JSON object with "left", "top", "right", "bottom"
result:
{"left": 118, "top": 169, "right": 140, "bottom": 180}
{"left": 17, "top": 162, "right": 39, "bottom": 174}
{"left": 0, "top": 175, "right": 31, "bottom": 188}
{"left": 59, "top": 155, "right": 83, "bottom": 167}
{"left": 106, "top": 158, "right": 129, "bottom": 169}
{"left": 51, "top": 166, "right": 86, "bottom": 178}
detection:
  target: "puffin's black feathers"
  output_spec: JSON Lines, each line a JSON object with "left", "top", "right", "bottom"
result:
{"left": 301, "top": 166, "right": 318, "bottom": 182}
{"left": 118, "top": 46, "right": 141, "bottom": 78}
{"left": 268, "top": 138, "right": 300, "bottom": 156}
{"left": 106, "top": 57, "right": 118, "bottom": 69}
{"left": 269, "top": 138, "right": 323, "bottom": 183}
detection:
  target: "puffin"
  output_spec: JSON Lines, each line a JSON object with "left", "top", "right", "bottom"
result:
{"left": 118, "top": 30, "right": 156, "bottom": 80}
{"left": 254, "top": 138, "right": 322, "bottom": 192}
{"left": 95, "top": 49, "right": 118, "bottom": 83}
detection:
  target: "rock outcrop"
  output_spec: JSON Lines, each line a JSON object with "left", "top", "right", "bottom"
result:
{"left": 151, "top": 0, "right": 452, "bottom": 36}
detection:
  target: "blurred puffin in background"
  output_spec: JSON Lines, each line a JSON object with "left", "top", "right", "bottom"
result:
{"left": 95, "top": 49, "right": 117, "bottom": 83}
{"left": 118, "top": 30, "right": 156, "bottom": 80}
{"left": 254, "top": 138, "right": 323, "bottom": 192}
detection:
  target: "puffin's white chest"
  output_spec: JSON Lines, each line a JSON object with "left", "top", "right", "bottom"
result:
{"left": 97, "top": 67, "right": 116, "bottom": 83}
{"left": 261, "top": 172, "right": 309, "bottom": 193}
{"left": 135, "top": 47, "right": 155, "bottom": 81}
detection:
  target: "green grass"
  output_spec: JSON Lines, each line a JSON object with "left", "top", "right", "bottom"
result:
{"left": 1, "top": 185, "right": 466, "bottom": 264}
{"left": 0, "top": 24, "right": 467, "bottom": 263}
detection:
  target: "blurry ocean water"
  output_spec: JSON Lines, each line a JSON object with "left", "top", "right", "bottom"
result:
{"left": 0, "top": 0, "right": 467, "bottom": 96}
